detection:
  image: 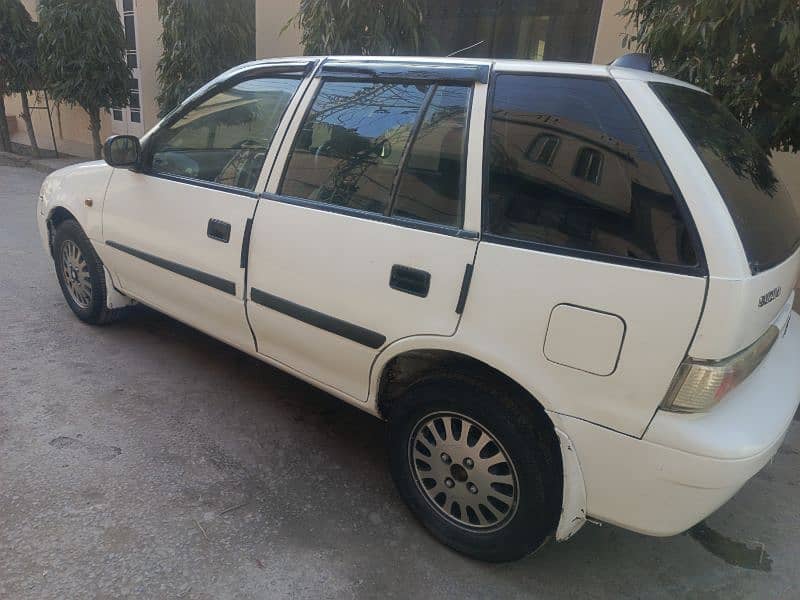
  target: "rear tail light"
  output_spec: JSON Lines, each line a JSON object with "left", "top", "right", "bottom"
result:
{"left": 661, "top": 325, "right": 779, "bottom": 413}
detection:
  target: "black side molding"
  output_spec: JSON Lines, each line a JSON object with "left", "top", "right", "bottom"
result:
{"left": 106, "top": 241, "right": 236, "bottom": 295}
{"left": 250, "top": 288, "right": 386, "bottom": 349}
{"left": 455, "top": 263, "right": 474, "bottom": 314}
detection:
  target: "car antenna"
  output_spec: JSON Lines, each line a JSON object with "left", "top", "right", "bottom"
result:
{"left": 447, "top": 40, "right": 486, "bottom": 57}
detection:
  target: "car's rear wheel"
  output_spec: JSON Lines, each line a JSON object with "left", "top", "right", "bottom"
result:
{"left": 388, "top": 376, "right": 562, "bottom": 562}
{"left": 53, "top": 219, "right": 127, "bottom": 325}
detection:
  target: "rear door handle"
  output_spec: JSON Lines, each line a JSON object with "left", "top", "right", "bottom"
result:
{"left": 390, "top": 264, "right": 431, "bottom": 298}
{"left": 207, "top": 218, "right": 231, "bottom": 243}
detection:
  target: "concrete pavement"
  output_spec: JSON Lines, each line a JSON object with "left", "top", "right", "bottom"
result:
{"left": 1, "top": 162, "right": 799, "bottom": 599}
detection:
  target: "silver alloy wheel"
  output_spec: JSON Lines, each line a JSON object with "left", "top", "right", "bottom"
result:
{"left": 409, "top": 412, "right": 519, "bottom": 531}
{"left": 60, "top": 239, "right": 92, "bottom": 309}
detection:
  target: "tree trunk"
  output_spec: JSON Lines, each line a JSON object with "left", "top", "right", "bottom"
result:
{"left": 88, "top": 107, "right": 103, "bottom": 159}
{"left": 0, "top": 94, "right": 11, "bottom": 152}
{"left": 19, "top": 93, "right": 40, "bottom": 158}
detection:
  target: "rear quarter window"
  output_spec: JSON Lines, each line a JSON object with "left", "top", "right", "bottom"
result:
{"left": 651, "top": 83, "right": 800, "bottom": 273}
{"left": 485, "top": 74, "right": 700, "bottom": 270}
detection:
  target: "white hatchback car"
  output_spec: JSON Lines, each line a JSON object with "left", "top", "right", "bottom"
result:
{"left": 37, "top": 54, "right": 800, "bottom": 562}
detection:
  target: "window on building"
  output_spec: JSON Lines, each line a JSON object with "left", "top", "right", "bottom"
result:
{"left": 147, "top": 76, "right": 302, "bottom": 191}
{"left": 422, "top": 0, "right": 603, "bottom": 62}
{"left": 281, "top": 80, "right": 471, "bottom": 228}
{"left": 128, "top": 78, "right": 141, "bottom": 123}
{"left": 485, "top": 74, "right": 698, "bottom": 268}
{"left": 526, "top": 134, "right": 560, "bottom": 165}
{"left": 573, "top": 147, "right": 602, "bottom": 184}
{"left": 113, "top": 0, "right": 142, "bottom": 133}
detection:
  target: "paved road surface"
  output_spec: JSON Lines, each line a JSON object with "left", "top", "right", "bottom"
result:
{"left": 1, "top": 162, "right": 799, "bottom": 599}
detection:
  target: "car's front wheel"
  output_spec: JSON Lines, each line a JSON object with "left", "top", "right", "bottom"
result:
{"left": 52, "top": 219, "right": 127, "bottom": 325}
{"left": 388, "top": 376, "right": 562, "bottom": 562}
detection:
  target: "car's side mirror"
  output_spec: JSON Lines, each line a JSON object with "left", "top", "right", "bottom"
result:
{"left": 103, "top": 135, "right": 141, "bottom": 169}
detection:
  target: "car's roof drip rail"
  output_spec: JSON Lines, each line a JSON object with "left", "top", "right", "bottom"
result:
{"left": 319, "top": 62, "right": 489, "bottom": 84}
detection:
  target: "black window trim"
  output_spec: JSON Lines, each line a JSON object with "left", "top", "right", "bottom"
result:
{"left": 261, "top": 191, "right": 479, "bottom": 240}
{"left": 139, "top": 61, "right": 315, "bottom": 195}
{"left": 274, "top": 71, "right": 477, "bottom": 234}
{"left": 386, "top": 85, "right": 439, "bottom": 218}
{"left": 145, "top": 171, "right": 261, "bottom": 198}
{"left": 481, "top": 69, "right": 708, "bottom": 278}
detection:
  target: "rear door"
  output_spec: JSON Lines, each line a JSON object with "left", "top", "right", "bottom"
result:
{"left": 246, "top": 62, "right": 487, "bottom": 400}
{"left": 100, "top": 64, "right": 310, "bottom": 351}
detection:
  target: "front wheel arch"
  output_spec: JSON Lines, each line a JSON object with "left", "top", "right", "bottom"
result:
{"left": 47, "top": 206, "right": 79, "bottom": 257}
{"left": 52, "top": 218, "right": 129, "bottom": 325}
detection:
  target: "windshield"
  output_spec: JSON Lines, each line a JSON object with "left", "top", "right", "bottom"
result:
{"left": 651, "top": 83, "right": 800, "bottom": 273}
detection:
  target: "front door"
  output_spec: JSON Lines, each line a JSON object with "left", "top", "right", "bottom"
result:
{"left": 99, "top": 69, "right": 307, "bottom": 351}
{"left": 246, "top": 66, "right": 485, "bottom": 400}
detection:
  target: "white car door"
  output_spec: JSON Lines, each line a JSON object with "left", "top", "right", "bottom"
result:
{"left": 245, "top": 62, "right": 488, "bottom": 401}
{"left": 99, "top": 64, "right": 311, "bottom": 351}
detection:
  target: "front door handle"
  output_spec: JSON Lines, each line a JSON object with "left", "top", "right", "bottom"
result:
{"left": 207, "top": 218, "right": 231, "bottom": 243}
{"left": 390, "top": 264, "right": 431, "bottom": 298}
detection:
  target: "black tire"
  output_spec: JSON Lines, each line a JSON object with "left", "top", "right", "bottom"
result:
{"left": 387, "top": 375, "right": 562, "bottom": 562}
{"left": 52, "top": 219, "right": 128, "bottom": 325}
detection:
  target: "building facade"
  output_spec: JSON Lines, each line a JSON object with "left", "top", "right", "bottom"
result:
{"left": 3, "top": 0, "right": 798, "bottom": 202}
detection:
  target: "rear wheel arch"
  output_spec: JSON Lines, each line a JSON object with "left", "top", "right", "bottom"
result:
{"left": 375, "top": 348, "right": 550, "bottom": 422}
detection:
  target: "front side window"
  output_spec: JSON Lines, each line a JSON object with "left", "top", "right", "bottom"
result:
{"left": 147, "top": 76, "right": 302, "bottom": 191}
{"left": 651, "top": 83, "right": 800, "bottom": 273}
{"left": 280, "top": 80, "right": 471, "bottom": 228}
{"left": 485, "top": 74, "right": 698, "bottom": 268}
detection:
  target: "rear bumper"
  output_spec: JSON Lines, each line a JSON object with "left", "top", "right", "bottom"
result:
{"left": 561, "top": 311, "right": 800, "bottom": 536}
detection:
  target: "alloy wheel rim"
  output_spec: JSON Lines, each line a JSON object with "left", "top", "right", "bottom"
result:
{"left": 60, "top": 239, "right": 92, "bottom": 309}
{"left": 409, "top": 411, "right": 519, "bottom": 531}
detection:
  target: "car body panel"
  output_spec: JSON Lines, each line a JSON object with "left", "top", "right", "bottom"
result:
{"left": 38, "top": 161, "right": 112, "bottom": 246}
{"left": 97, "top": 171, "right": 258, "bottom": 352}
{"left": 559, "top": 312, "right": 800, "bottom": 535}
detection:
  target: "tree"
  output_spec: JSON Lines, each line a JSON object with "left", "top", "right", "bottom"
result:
{"left": 0, "top": 0, "right": 41, "bottom": 157}
{"left": 38, "top": 0, "right": 131, "bottom": 158}
{"left": 287, "top": 0, "right": 426, "bottom": 56}
{"left": 156, "top": 0, "right": 255, "bottom": 117}
{"left": 620, "top": 0, "right": 800, "bottom": 153}
{"left": 0, "top": 93, "right": 8, "bottom": 153}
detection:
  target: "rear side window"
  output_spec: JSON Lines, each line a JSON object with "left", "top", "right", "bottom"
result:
{"left": 280, "top": 80, "right": 471, "bottom": 228}
{"left": 651, "top": 83, "right": 800, "bottom": 273}
{"left": 148, "top": 76, "right": 302, "bottom": 191}
{"left": 485, "top": 74, "right": 698, "bottom": 268}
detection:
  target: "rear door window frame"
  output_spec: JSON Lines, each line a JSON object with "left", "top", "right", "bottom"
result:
{"left": 266, "top": 62, "right": 482, "bottom": 240}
